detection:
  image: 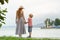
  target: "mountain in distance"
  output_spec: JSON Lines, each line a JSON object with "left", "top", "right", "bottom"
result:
{"left": 33, "top": 23, "right": 45, "bottom": 28}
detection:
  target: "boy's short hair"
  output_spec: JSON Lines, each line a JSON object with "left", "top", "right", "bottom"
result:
{"left": 29, "top": 14, "right": 33, "bottom": 18}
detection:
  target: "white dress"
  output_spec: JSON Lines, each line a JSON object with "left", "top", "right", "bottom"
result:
{"left": 16, "top": 16, "right": 26, "bottom": 36}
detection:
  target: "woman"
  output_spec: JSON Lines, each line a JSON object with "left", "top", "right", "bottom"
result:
{"left": 16, "top": 6, "right": 26, "bottom": 37}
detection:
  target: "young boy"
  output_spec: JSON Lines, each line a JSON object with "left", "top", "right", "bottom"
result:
{"left": 27, "top": 14, "right": 33, "bottom": 38}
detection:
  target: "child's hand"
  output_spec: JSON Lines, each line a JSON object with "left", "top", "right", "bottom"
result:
{"left": 25, "top": 22, "right": 27, "bottom": 24}
{"left": 24, "top": 22, "right": 28, "bottom": 24}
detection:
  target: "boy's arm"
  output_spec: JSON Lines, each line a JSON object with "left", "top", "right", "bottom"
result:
{"left": 25, "top": 18, "right": 29, "bottom": 24}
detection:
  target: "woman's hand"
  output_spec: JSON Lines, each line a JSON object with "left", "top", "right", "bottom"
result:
{"left": 24, "top": 20, "right": 28, "bottom": 24}
{"left": 25, "top": 21, "right": 28, "bottom": 24}
{"left": 16, "top": 19, "right": 19, "bottom": 23}
{"left": 25, "top": 22, "right": 28, "bottom": 24}
{"left": 24, "top": 21, "right": 27, "bottom": 24}
{"left": 16, "top": 20, "right": 18, "bottom": 23}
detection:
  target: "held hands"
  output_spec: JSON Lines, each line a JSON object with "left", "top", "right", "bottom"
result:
{"left": 24, "top": 20, "right": 28, "bottom": 24}
{"left": 16, "top": 19, "right": 28, "bottom": 24}
{"left": 24, "top": 21, "right": 28, "bottom": 24}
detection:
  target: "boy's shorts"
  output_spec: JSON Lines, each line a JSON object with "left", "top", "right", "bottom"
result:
{"left": 28, "top": 26, "right": 32, "bottom": 32}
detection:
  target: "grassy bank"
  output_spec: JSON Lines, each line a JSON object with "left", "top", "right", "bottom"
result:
{"left": 0, "top": 36, "right": 60, "bottom": 40}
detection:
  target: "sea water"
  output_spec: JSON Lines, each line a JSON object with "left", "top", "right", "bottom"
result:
{"left": 0, "top": 26, "right": 60, "bottom": 38}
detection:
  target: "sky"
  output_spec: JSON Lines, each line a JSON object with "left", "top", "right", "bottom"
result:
{"left": 1, "top": 0, "right": 60, "bottom": 26}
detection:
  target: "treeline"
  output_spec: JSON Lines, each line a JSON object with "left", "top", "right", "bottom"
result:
{"left": 54, "top": 18, "right": 60, "bottom": 26}
{"left": 45, "top": 18, "right": 60, "bottom": 27}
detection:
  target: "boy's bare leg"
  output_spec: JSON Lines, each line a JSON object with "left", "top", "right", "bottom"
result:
{"left": 29, "top": 32, "right": 32, "bottom": 37}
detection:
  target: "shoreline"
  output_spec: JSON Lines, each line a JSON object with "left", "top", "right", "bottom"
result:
{"left": 0, "top": 28, "right": 60, "bottom": 38}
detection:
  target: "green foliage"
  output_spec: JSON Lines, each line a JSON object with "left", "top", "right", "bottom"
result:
{"left": 0, "top": 8, "right": 7, "bottom": 27}
{"left": 45, "top": 18, "right": 50, "bottom": 27}
{"left": 50, "top": 21, "right": 54, "bottom": 26}
{"left": 54, "top": 18, "right": 60, "bottom": 26}
{"left": 45, "top": 18, "right": 60, "bottom": 27}
{"left": 0, "top": 36, "right": 59, "bottom": 40}
{"left": 0, "top": 0, "right": 8, "bottom": 28}
{"left": 0, "top": 0, "right": 4, "bottom": 4}
{"left": 0, "top": 0, "right": 8, "bottom": 5}
{"left": 5, "top": 0, "right": 8, "bottom": 3}
{"left": 45, "top": 18, "right": 54, "bottom": 28}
